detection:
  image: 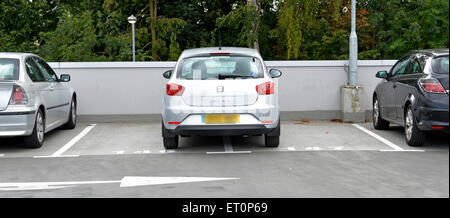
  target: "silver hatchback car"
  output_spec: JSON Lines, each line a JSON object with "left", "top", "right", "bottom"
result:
{"left": 162, "top": 47, "right": 281, "bottom": 149}
{"left": 0, "top": 53, "right": 77, "bottom": 148}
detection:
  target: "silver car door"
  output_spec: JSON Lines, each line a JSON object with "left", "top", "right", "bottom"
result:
{"left": 32, "top": 57, "right": 69, "bottom": 125}
{"left": 25, "top": 58, "right": 59, "bottom": 128}
{"left": 33, "top": 57, "right": 71, "bottom": 123}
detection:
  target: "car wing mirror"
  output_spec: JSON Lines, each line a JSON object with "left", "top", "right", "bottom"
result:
{"left": 269, "top": 69, "right": 282, "bottom": 78}
{"left": 163, "top": 70, "right": 173, "bottom": 79}
{"left": 375, "top": 70, "right": 388, "bottom": 79}
{"left": 59, "top": 74, "right": 71, "bottom": 82}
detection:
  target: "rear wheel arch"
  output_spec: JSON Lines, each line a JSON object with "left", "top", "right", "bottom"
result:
{"left": 404, "top": 101, "right": 411, "bottom": 117}
{"left": 72, "top": 93, "right": 77, "bottom": 103}
{"left": 403, "top": 94, "right": 417, "bottom": 117}
{"left": 38, "top": 105, "right": 45, "bottom": 119}
{"left": 38, "top": 105, "right": 46, "bottom": 129}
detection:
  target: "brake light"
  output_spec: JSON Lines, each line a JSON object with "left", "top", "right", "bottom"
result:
{"left": 419, "top": 78, "right": 446, "bottom": 94}
{"left": 166, "top": 83, "right": 185, "bottom": 96}
{"left": 256, "top": 82, "right": 274, "bottom": 95}
{"left": 210, "top": 52, "right": 230, "bottom": 56}
{"left": 9, "top": 85, "right": 28, "bottom": 105}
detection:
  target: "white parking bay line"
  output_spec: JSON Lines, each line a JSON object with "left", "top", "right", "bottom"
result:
{"left": 115, "top": 151, "right": 125, "bottom": 155}
{"left": 34, "top": 155, "right": 80, "bottom": 158}
{"left": 207, "top": 151, "right": 252, "bottom": 154}
{"left": 51, "top": 123, "right": 97, "bottom": 157}
{"left": 352, "top": 124, "right": 406, "bottom": 151}
{"left": 206, "top": 136, "right": 252, "bottom": 154}
{"left": 223, "top": 136, "right": 233, "bottom": 152}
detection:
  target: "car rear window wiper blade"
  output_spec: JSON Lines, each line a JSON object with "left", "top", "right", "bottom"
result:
{"left": 218, "top": 74, "right": 253, "bottom": 80}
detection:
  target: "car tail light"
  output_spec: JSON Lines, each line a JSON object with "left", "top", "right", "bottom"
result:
{"left": 256, "top": 82, "right": 274, "bottom": 95}
{"left": 210, "top": 52, "right": 230, "bottom": 56}
{"left": 166, "top": 83, "right": 185, "bottom": 96}
{"left": 419, "top": 78, "right": 446, "bottom": 94}
{"left": 9, "top": 84, "right": 28, "bottom": 105}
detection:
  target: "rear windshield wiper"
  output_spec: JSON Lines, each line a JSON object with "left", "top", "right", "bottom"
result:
{"left": 218, "top": 74, "right": 253, "bottom": 80}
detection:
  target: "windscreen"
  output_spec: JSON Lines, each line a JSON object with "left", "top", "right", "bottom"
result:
{"left": 0, "top": 58, "right": 20, "bottom": 81}
{"left": 177, "top": 56, "right": 264, "bottom": 80}
{"left": 432, "top": 55, "right": 449, "bottom": 74}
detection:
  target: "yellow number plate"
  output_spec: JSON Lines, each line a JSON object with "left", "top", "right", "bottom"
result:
{"left": 204, "top": 114, "right": 240, "bottom": 124}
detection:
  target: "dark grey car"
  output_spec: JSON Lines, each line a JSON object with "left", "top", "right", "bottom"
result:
{"left": 373, "top": 49, "right": 449, "bottom": 146}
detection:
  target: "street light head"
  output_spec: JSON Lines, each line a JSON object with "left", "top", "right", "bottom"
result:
{"left": 342, "top": 6, "right": 348, "bottom": 13}
{"left": 128, "top": 15, "right": 137, "bottom": 24}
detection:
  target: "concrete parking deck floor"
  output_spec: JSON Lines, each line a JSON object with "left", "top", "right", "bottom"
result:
{"left": 0, "top": 121, "right": 448, "bottom": 197}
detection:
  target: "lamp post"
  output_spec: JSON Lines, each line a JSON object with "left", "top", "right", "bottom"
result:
{"left": 349, "top": 0, "right": 358, "bottom": 86}
{"left": 340, "top": 0, "right": 365, "bottom": 123}
{"left": 127, "top": 15, "right": 137, "bottom": 62}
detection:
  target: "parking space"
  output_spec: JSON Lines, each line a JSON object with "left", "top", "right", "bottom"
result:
{"left": 0, "top": 123, "right": 91, "bottom": 158}
{"left": 0, "top": 120, "right": 448, "bottom": 197}
{"left": 358, "top": 122, "right": 449, "bottom": 152}
{"left": 1, "top": 120, "right": 447, "bottom": 158}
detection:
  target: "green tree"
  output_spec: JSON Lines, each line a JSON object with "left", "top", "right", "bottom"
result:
{"left": 0, "top": 0, "right": 60, "bottom": 52}
{"left": 39, "top": 11, "right": 100, "bottom": 61}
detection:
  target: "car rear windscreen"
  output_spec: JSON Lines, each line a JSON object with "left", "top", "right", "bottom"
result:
{"left": 177, "top": 56, "right": 264, "bottom": 80}
{"left": 432, "top": 55, "right": 449, "bottom": 74}
{"left": 0, "top": 58, "right": 20, "bottom": 81}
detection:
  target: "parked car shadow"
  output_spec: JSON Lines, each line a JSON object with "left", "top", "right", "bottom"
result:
{"left": 389, "top": 125, "right": 448, "bottom": 149}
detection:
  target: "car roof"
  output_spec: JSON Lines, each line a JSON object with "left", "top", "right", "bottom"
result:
{"left": 0, "top": 52, "right": 34, "bottom": 59}
{"left": 408, "top": 48, "right": 449, "bottom": 57}
{"left": 179, "top": 47, "right": 262, "bottom": 59}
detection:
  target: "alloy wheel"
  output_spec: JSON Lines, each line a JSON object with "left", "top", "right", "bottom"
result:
{"left": 71, "top": 101, "right": 76, "bottom": 124}
{"left": 405, "top": 108, "right": 414, "bottom": 141}
{"left": 373, "top": 99, "right": 379, "bottom": 125}
{"left": 36, "top": 112, "right": 44, "bottom": 143}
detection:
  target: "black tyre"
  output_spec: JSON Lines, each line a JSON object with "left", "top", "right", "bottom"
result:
{"left": 265, "top": 135, "right": 279, "bottom": 147}
{"left": 163, "top": 137, "right": 179, "bottom": 149}
{"left": 373, "top": 97, "right": 390, "bottom": 130}
{"left": 404, "top": 105, "right": 426, "bottom": 146}
{"left": 265, "top": 121, "right": 280, "bottom": 147}
{"left": 23, "top": 109, "right": 44, "bottom": 148}
{"left": 62, "top": 97, "right": 77, "bottom": 129}
{"left": 162, "top": 121, "right": 179, "bottom": 149}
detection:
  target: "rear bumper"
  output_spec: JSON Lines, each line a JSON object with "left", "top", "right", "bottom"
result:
{"left": 162, "top": 95, "right": 280, "bottom": 130}
{"left": 171, "top": 124, "right": 276, "bottom": 136}
{"left": 0, "top": 110, "right": 36, "bottom": 137}
{"left": 416, "top": 106, "right": 449, "bottom": 131}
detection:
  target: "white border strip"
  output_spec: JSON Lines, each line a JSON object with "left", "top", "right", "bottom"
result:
{"left": 352, "top": 124, "right": 405, "bottom": 151}
{"left": 48, "top": 60, "right": 397, "bottom": 69}
{"left": 51, "top": 124, "right": 97, "bottom": 157}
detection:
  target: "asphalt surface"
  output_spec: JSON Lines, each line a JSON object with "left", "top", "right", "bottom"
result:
{"left": 0, "top": 121, "right": 448, "bottom": 197}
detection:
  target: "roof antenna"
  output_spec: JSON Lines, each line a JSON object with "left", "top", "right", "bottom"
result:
{"left": 219, "top": 30, "right": 222, "bottom": 50}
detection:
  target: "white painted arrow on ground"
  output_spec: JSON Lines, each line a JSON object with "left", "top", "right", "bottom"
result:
{"left": 0, "top": 177, "right": 239, "bottom": 191}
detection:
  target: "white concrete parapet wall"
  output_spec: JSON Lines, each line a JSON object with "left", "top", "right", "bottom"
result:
{"left": 48, "top": 60, "right": 397, "bottom": 122}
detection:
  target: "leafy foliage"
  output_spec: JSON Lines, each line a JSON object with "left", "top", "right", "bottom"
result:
{"left": 0, "top": 0, "right": 448, "bottom": 61}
